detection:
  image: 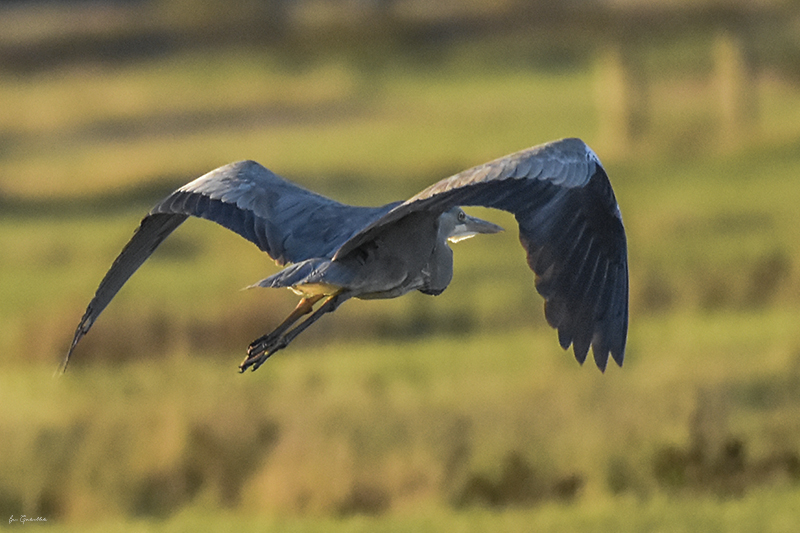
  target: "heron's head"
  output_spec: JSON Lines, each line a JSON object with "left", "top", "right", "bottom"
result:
{"left": 441, "top": 207, "right": 504, "bottom": 244}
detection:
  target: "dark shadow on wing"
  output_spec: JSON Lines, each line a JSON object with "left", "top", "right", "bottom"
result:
{"left": 335, "top": 138, "right": 628, "bottom": 370}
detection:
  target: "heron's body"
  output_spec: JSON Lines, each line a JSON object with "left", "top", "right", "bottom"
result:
{"left": 262, "top": 208, "right": 487, "bottom": 299}
{"left": 62, "top": 138, "right": 629, "bottom": 373}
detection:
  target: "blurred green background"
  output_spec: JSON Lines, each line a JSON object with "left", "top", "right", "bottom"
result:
{"left": 2, "top": 0, "right": 800, "bottom": 531}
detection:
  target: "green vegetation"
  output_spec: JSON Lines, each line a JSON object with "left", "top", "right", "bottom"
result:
{"left": 2, "top": 3, "right": 800, "bottom": 530}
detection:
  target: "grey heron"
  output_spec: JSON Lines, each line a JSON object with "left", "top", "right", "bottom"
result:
{"left": 61, "top": 138, "right": 628, "bottom": 373}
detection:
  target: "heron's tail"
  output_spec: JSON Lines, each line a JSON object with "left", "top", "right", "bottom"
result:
{"left": 249, "top": 258, "right": 332, "bottom": 290}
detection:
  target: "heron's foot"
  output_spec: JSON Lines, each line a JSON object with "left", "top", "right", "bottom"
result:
{"left": 238, "top": 292, "right": 351, "bottom": 374}
{"left": 238, "top": 335, "right": 287, "bottom": 373}
{"left": 238, "top": 352, "right": 267, "bottom": 373}
{"left": 246, "top": 330, "right": 281, "bottom": 356}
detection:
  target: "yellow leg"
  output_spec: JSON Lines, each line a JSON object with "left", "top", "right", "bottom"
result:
{"left": 257, "top": 294, "right": 324, "bottom": 346}
{"left": 274, "top": 294, "right": 325, "bottom": 336}
{"left": 240, "top": 291, "right": 351, "bottom": 372}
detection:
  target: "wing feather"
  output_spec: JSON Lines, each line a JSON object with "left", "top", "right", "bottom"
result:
{"left": 335, "top": 138, "right": 628, "bottom": 369}
{"left": 61, "top": 213, "right": 186, "bottom": 372}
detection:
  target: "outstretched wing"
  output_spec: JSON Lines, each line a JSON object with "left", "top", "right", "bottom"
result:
{"left": 152, "top": 161, "right": 398, "bottom": 265}
{"left": 61, "top": 160, "right": 397, "bottom": 371}
{"left": 335, "top": 138, "right": 628, "bottom": 371}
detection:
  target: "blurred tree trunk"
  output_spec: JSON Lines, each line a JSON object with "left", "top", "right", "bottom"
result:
{"left": 714, "top": 30, "right": 758, "bottom": 146}
{"left": 596, "top": 42, "right": 649, "bottom": 155}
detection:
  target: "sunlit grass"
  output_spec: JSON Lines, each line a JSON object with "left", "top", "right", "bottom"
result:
{"left": 0, "top": 47, "right": 602, "bottom": 198}
{"left": 33, "top": 485, "right": 800, "bottom": 533}
{"left": 0, "top": 50, "right": 356, "bottom": 135}
{"left": 4, "top": 310, "right": 800, "bottom": 524}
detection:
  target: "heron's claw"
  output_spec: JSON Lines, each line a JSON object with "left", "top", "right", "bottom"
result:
{"left": 238, "top": 335, "right": 286, "bottom": 372}
{"left": 239, "top": 292, "right": 346, "bottom": 373}
{"left": 238, "top": 352, "right": 267, "bottom": 373}
{"left": 247, "top": 330, "right": 280, "bottom": 354}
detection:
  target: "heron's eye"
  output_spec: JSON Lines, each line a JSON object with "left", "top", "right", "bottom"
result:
{"left": 457, "top": 211, "right": 466, "bottom": 222}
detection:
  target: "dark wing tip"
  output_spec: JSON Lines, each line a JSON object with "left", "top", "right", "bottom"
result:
{"left": 58, "top": 310, "right": 94, "bottom": 374}
{"left": 548, "top": 278, "right": 627, "bottom": 372}
{"left": 520, "top": 165, "right": 628, "bottom": 372}
{"left": 58, "top": 333, "right": 81, "bottom": 375}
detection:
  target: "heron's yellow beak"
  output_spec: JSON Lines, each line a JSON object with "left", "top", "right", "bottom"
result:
{"left": 448, "top": 215, "right": 504, "bottom": 243}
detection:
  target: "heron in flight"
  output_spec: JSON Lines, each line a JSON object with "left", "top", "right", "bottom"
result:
{"left": 62, "top": 138, "right": 628, "bottom": 373}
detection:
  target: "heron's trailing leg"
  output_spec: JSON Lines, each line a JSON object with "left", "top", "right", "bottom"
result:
{"left": 239, "top": 291, "right": 351, "bottom": 372}
{"left": 239, "top": 294, "right": 323, "bottom": 371}
{"left": 248, "top": 293, "right": 325, "bottom": 352}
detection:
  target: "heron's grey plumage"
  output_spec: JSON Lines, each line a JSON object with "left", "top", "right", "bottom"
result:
{"left": 62, "top": 137, "right": 628, "bottom": 374}
{"left": 155, "top": 161, "right": 400, "bottom": 265}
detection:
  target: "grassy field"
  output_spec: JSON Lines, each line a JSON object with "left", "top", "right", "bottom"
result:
{"left": 2, "top": 15, "right": 800, "bottom": 531}
{"left": 22, "top": 487, "right": 800, "bottom": 533}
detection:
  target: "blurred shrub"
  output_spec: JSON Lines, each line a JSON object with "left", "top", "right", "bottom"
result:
{"left": 744, "top": 249, "right": 791, "bottom": 309}
{"left": 454, "top": 451, "right": 582, "bottom": 509}
{"left": 651, "top": 384, "right": 800, "bottom": 497}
